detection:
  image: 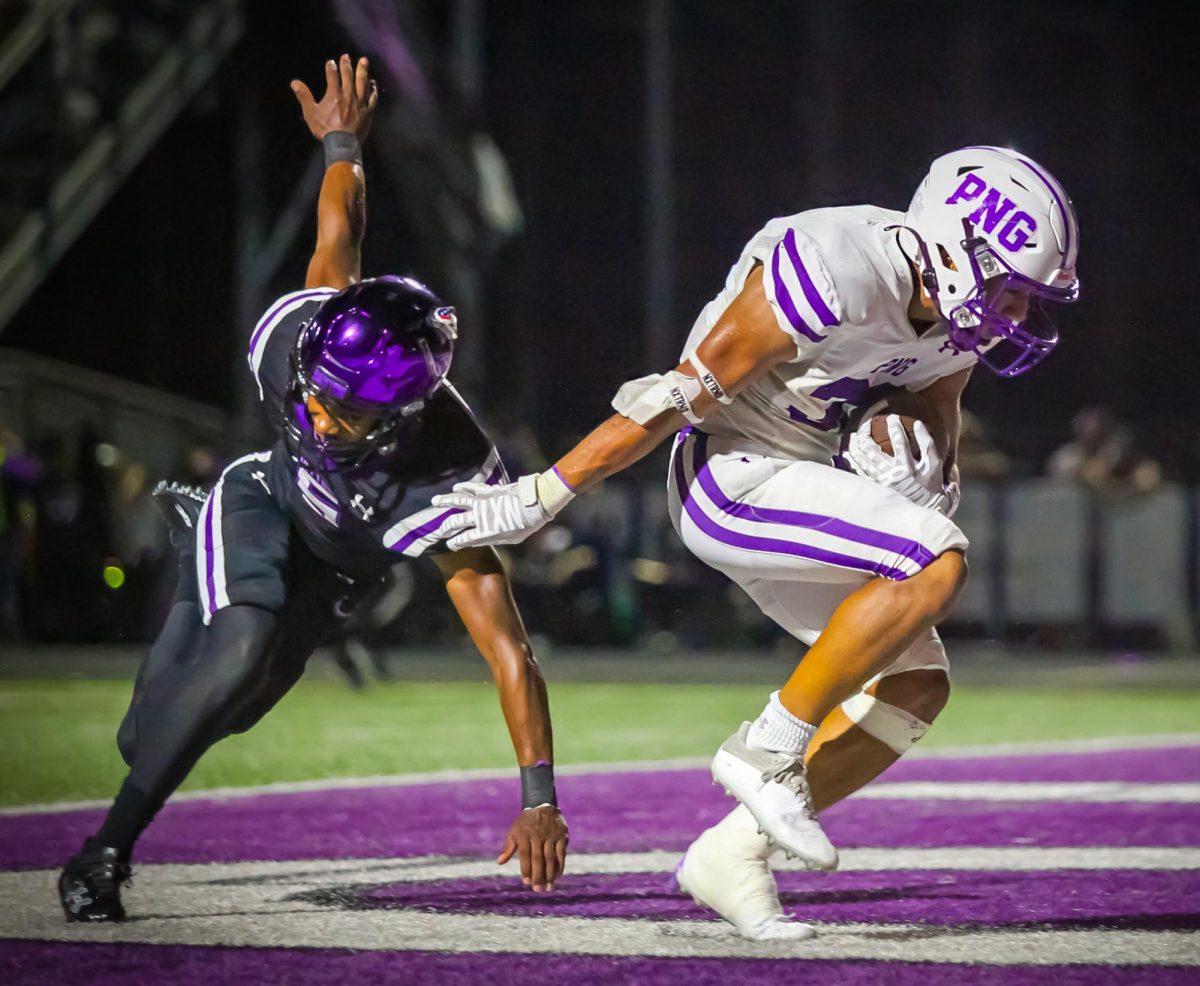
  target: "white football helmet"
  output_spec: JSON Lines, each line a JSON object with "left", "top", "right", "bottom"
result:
{"left": 902, "top": 146, "right": 1080, "bottom": 377}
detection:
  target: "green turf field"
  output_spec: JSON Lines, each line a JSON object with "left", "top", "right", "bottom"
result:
{"left": 2, "top": 678, "right": 1198, "bottom": 806}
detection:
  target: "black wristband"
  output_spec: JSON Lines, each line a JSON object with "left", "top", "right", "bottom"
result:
{"left": 323, "top": 131, "right": 362, "bottom": 169}
{"left": 520, "top": 762, "right": 557, "bottom": 809}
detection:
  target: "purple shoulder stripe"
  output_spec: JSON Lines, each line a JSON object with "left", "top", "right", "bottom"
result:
{"left": 770, "top": 241, "right": 824, "bottom": 343}
{"left": 248, "top": 289, "right": 336, "bottom": 357}
{"left": 783, "top": 228, "right": 840, "bottom": 328}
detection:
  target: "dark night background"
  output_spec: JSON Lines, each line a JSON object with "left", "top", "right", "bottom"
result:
{"left": 3, "top": 0, "right": 1194, "bottom": 478}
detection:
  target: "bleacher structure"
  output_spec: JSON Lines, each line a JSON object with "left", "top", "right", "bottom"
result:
{"left": 0, "top": 0, "right": 244, "bottom": 333}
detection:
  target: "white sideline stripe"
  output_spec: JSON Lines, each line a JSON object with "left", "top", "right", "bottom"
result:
{"left": 858, "top": 781, "right": 1200, "bottom": 803}
{"left": 3, "top": 852, "right": 1197, "bottom": 963}
{"left": 3, "top": 733, "right": 1198, "bottom": 817}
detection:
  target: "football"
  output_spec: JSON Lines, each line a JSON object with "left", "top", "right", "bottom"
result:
{"left": 851, "top": 388, "right": 948, "bottom": 462}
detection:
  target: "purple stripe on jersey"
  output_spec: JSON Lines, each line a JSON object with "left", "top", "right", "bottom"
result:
{"left": 783, "top": 228, "right": 840, "bottom": 327}
{"left": 248, "top": 289, "right": 334, "bottom": 357}
{"left": 692, "top": 432, "right": 937, "bottom": 569}
{"left": 770, "top": 240, "right": 824, "bottom": 342}
{"left": 201, "top": 495, "right": 218, "bottom": 616}
{"left": 673, "top": 437, "right": 913, "bottom": 581}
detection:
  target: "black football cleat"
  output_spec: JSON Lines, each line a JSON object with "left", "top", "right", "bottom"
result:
{"left": 59, "top": 841, "right": 131, "bottom": 923}
{"left": 152, "top": 480, "right": 208, "bottom": 552}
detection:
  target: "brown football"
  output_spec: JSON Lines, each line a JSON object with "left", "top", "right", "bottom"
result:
{"left": 860, "top": 389, "right": 948, "bottom": 462}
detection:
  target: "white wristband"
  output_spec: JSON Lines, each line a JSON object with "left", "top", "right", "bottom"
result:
{"left": 534, "top": 468, "right": 576, "bottom": 516}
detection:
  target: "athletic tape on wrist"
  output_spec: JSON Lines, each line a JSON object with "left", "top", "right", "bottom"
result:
{"left": 611, "top": 371, "right": 704, "bottom": 425}
{"left": 520, "top": 761, "right": 557, "bottom": 809}
{"left": 687, "top": 353, "right": 732, "bottom": 405}
{"left": 323, "top": 131, "right": 362, "bottom": 169}
{"left": 534, "top": 468, "right": 575, "bottom": 516}
{"left": 840, "top": 692, "right": 930, "bottom": 754}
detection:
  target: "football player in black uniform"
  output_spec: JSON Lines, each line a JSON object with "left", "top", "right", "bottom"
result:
{"left": 58, "top": 54, "right": 569, "bottom": 922}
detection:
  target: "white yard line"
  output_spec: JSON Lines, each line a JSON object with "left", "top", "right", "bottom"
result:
{"left": 3, "top": 733, "right": 1198, "bottom": 817}
{"left": 2, "top": 851, "right": 1197, "bottom": 963}
{"left": 857, "top": 781, "right": 1200, "bottom": 803}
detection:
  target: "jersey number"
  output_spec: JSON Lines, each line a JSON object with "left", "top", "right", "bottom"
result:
{"left": 786, "top": 376, "right": 873, "bottom": 431}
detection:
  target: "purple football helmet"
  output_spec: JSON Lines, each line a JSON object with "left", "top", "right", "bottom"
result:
{"left": 285, "top": 275, "right": 457, "bottom": 466}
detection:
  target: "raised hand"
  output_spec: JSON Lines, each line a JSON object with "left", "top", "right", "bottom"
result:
{"left": 291, "top": 54, "right": 378, "bottom": 142}
{"left": 497, "top": 806, "right": 569, "bottom": 893}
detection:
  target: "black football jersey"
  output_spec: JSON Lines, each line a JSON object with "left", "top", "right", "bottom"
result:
{"left": 246, "top": 288, "right": 504, "bottom": 575}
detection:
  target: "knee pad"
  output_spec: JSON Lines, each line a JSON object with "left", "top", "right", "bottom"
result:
{"left": 840, "top": 691, "right": 931, "bottom": 754}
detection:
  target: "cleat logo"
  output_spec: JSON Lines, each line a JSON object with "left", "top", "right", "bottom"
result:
{"left": 65, "top": 885, "right": 93, "bottom": 913}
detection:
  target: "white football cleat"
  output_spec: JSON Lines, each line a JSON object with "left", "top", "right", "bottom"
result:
{"left": 674, "top": 815, "right": 815, "bottom": 941}
{"left": 710, "top": 722, "right": 838, "bottom": 872}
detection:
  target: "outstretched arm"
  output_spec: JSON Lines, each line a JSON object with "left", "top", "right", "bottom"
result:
{"left": 291, "top": 54, "right": 379, "bottom": 290}
{"left": 432, "top": 265, "right": 797, "bottom": 548}
{"left": 431, "top": 546, "right": 569, "bottom": 892}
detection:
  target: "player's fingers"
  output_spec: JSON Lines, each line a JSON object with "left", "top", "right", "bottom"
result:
{"left": 912, "top": 420, "right": 938, "bottom": 461}
{"left": 324, "top": 58, "right": 339, "bottom": 96}
{"left": 527, "top": 839, "right": 547, "bottom": 892}
{"left": 338, "top": 53, "right": 354, "bottom": 96}
{"left": 435, "top": 510, "right": 474, "bottom": 530}
{"left": 290, "top": 80, "right": 315, "bottom": 113}
{"left": 448, "top": 531, "right": 487, "bottom": 553}
{"left": 367, "top": 79, "right": 379, "bottom": 112}
{"left": 543, "top": 841, "right": 561, "bottom": 889}
{"left": 886, "top": 415, "right": 912, "bottom": 465}
{"left": 496, "top": 834, "right": 517, "bottom": 865}
{"left": 517, "top": 837, "right": 533, "bottom": 886}
{"left": 355, "top": 56, "right": 370, "bottom": 102}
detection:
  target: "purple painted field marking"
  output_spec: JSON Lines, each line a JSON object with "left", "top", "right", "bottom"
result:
{"left": 356, "top": 867, "right": 1200, "bottom": 930}
{"left": 3, "top": 744, "right": 1200, "bottom": 870}
{"left": 2, "top": 942, "right": 1194, "bottom": 986}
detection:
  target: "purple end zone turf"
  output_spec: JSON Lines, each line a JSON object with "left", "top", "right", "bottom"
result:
{"left": 2, "top": 759, "right": 1200, "bottom": 869}
{"left": 885, "top": 746, "right": 1200, "bottom": 785}
{"left": 358, "top": 868, "right": 1200, "bottom": 930}
{"left": 0, "top": 942, "right": 1194, "bottom": 986}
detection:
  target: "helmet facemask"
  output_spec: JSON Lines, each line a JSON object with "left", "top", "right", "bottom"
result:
{"left": 285, "top": 350, "right": 426, "bottom": 471}
{"left": 919, "top": 219, "right": 1077, "bottom": 378}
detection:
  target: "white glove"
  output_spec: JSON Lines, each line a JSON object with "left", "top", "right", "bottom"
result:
{"left": 432, "top": 473, "right": 568, "bottom": 551}
{"left": 846, "top": 415, "right": 958, "bottom": 515}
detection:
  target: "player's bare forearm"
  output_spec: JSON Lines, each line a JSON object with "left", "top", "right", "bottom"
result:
{"left": 555, "top": 411, "right": 683, "bottom": 493}
{"left": 291, "top": 54, "right": 377, "bottom": 290}
{"left": 305, "top": 163, "right": 365, "bottom": 290}
{"left": 556, "top": 265, "right": 796, "bottom": 492}
{"left": 919, "top": 366, "right": 972, "bottom": 481}
{"left": 433, "top": 547, "right": 553, "bottom": 765}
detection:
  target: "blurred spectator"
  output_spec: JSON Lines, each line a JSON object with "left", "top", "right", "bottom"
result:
{"left": 177, "top": 439, "right": 223, "bottom": 489}
{"left": 955, "top": 410, "right": 1011, "bottom": 483}
{"left": 0, "top": 427, "right": 39, "bottom": 639}
{"left": 1047, "top": 407, "right": 1162, "bottom": 495}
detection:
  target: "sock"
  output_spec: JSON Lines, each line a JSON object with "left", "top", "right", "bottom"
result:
{"left": 95, "top": 778, "right": 156, "bottom": 860}
{"left": 746, "top": 691, "right": 817, "bottom": 756}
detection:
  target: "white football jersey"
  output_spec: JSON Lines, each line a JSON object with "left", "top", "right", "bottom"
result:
{"left": 681, "top": 205, "right": 977, "bottom": 462}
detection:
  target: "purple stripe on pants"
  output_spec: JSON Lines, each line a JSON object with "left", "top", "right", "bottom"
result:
{"left": 691, "top": 431, "right": 937, "bottom": 569}
{"left": 783, "top": 227, "right": 840, "bottom": 326}
{"left": 770, "top": 240, "right": 824, "bottom": 342}
{"left": 202, "top": 492, "right": 218, "bottom": 616}
{"left": 674, "top": 435, "right": 915, "bottom": 581}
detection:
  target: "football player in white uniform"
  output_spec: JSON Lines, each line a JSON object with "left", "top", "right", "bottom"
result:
{"left": 432, "top": 146, "right": 1080, "bottom": 939}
